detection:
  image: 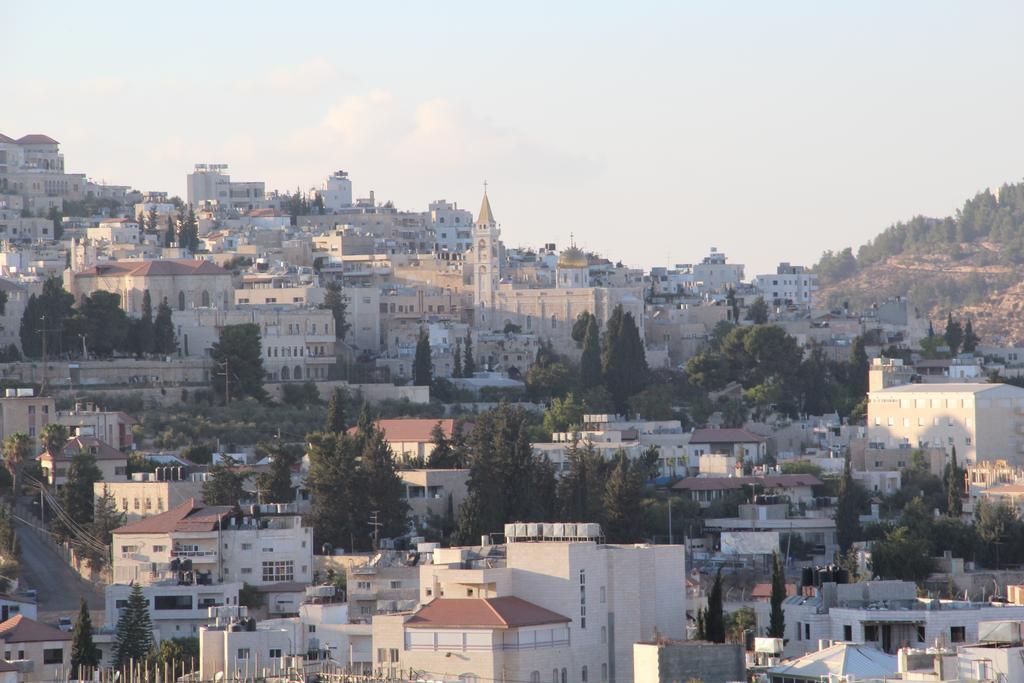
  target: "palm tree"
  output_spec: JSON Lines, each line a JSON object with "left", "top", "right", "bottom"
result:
{"left": 40, "top": 424, "right": 68, "bottom": 456}
{"left": 3, "top": 433, "right": 31, "bottom": 498}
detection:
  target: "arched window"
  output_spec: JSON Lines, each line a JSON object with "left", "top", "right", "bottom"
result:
{"left": 201, "top": 290, "right": 210, "bottom": 307}
{"left": 178, "top": 291, "right": 186, "bottom": 311}
{"left": 553, "top": 670, "right": 559, "bottom": 683}
{"left": 551, "top": 315, "right": 557, "bottom": 329}
{"left": 530, "top": 673, "right": 540, "bottom": 683}
{"left": 281, "top": 366, "right": 290, "bottom": 380}
{"left": 582, "top": 667, "right": 588, "bottom": 683}
{"left": 561, "top": 668, "right": 567, "bottom": 683}
{"left": 294, "top": 365, "right": 302, "bottom": 380}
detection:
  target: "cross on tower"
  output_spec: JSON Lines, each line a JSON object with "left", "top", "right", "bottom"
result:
{"left": 483, "top": 179, "right": 488, "bottom": 194}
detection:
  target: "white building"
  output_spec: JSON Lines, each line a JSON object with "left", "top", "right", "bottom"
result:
{"left": 111, "top": 499, "right": 314, "bottom": 588}
{"left": 428, "top": 199, "right": 473, "bottom": 254}
{"left": 106, "top": 581, "right": 241, "bottom": 642}
{"left": 866, "top": 383, "right": 1024, "bottom": 465}
{"left": 186, "top": 164, "right": 265, "bottom": 213}
{"left": 320, "top": 171, "right": 353, "bottom": 211}
{"left": 691, "top": 248, "right": 745, "bottom": 294}
{"left": 753, "top": 262, "right": 818, "bottom": 308}
{"left": 370, "top": 528, "right": 685, "bottom": 683}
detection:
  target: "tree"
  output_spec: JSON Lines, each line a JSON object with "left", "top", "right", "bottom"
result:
{"left": 19, "top": 277, "right": 75, "bottom": 359}
{"left": 695, "top": 608, "right": 706, "bottom": 640}
{"left": 462, "top": 333, "right": 476, "bottom": 376}
{"left": 571, "top": 311, "right": 593, "bottom": 346}
{"left": 149, "top": 637, "right": 199, "bottom": 677}
{"left": 456, "top": 405, "right": 556, "bottom": 544}
{"left": 746, "top": 296, "right": 769, "bottom": 324}
{"left": 74, "top": 291, "right": 131, "bottom": 357}
{"left": 580, "top": 314, "right": 602, "bottom": 388}
{"left": 210, "top": 323, "right": 267, "bottom": 403}
{"left": 164, "top": 215, "right": 176, "bottom": 247}
{"left": 452, "top": 339, "right": 463, "bottom": 378}
{"left": 526, "top": 342, "right": 573, "bottom": 400}
{"left": 88, "top": 486, "right": 124, "bottom": 570}
{"left": 112, "top": 583, "right": 154, "bottom": 667}
{"left": 40, "top": 423, "right": 68, "bottom": 456}
{"left": 426, "top": 422, "right": 461, "bottom": 468}
{"left": 153, "top": 299, "right": 177, "bottom": 355}
{"left": 48, "top": 206, "right": 64, "bottom": 241}
{"left": 321, "top": 281, "right": 350, "bottom": 340}
{"left": 835, "top": 454, "right": 862, "bottom": 554}
{"left": 603, "top": 452, "right": 645, "bottom": 543}
{"left": 413, "top": 329, "right": 433, "bottom": 386}
{"left": 768, "top": 551, "right": 786, "bottom": 638}
{"left": 870, "top": 526, "right": 936, "bottom": 583}
{"left": 849, "top": 335, "right": 869, "bottom": 398}
{"left": 146, "top": 207, "right": 159, "bottom": 233}
{"left": 601, "top": 305, "right": 648, "bottom": 413}
{"left": 257, "top": 444, "right": 296, "bottom": 504}
{"left": 54, "top": 449, "right": 102, "bottom": 541}
{"left": 945, "top": 313, "right": 963, "bottom": 356}
{"left": 946, "top": 445, "right": 964, "bottom": 517}
{"left": 70, "top": 598, "right": 100, "bottom": 678}
{"left": 306, "top": 433, "right": 366, "bottom": 552}
{"left": 962, "top": 319, "right": 980, "bottom": 353}
{"left": 177, "top": 207, "right": 199, "bottom": 252}
{"left": 324, "top": 387, "right": 348, "bottom": 434}
{"left": 557, "top": 441, "right": 607, "bottom": 524}
{"left": 202, "top": 455, "right": 248, "bottom": 505}
{"left": 136, "top": 290, "right": 155, "bottom": 355}
{"left": 726, "top": 287, "right": 740, "bottom": 322}
{"left": 359, "top": 419, "right": 410, "bottom": 542}
{"left": 543, "top": 393, "right": 586, "bottom": 434}
{"left": 706, "top": 569, "right": 725, "bottom": 643}
{"left": 2, "top": 433, "right": 30, "bottom": 497}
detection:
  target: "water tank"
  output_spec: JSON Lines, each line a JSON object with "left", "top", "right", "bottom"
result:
{"left": 542, "top": 523, "right": 555, "bottom": 538}
{"left": 514, "top": 523, "right": 528, "bottom": 538}
{"left": 527, "top": 523, "right": 541, "bottom": 537}
{"left": 579, "top": 523, "right": 601, "bottom": 538}
{"left": 504, "top": 523, "right": 516, "bottom": 539}
{"left": 553, "top": 523, "right": 565, "bottom": 538}
{"left": 3, "top": 389, "right": 14, "bottom": 398}
{"left": 564, "top": 523, "right": 577, "bottom": 538}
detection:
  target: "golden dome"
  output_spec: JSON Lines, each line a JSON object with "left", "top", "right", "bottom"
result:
{"left": 558, "top": 245, "right": 588, "bottom": 269}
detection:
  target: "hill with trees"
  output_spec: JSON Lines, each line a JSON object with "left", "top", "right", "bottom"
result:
{"left": 815, "top": 180, "right": 1024, "bottom": 342}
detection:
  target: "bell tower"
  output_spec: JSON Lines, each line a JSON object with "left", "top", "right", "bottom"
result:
{"left": 472, "top": 186, "right": 500, "bottom": 327}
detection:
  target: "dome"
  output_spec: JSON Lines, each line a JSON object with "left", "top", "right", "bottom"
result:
{"left": 558, "top": 245, "right": 588, "bottom": 269}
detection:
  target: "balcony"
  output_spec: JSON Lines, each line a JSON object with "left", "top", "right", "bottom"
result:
{"left": 170, "top": 549, "right": 218, "bottom": 562}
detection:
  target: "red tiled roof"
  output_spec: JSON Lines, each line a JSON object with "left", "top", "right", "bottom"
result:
{"left": 39, "top": 436, "right": 125, "bottom": 462}
{"left": 406, "top": 597, "right": 571, "bottom": 630}
{"left": 672, "top": 474, "right": 822, "bottom": 492}
{"left": 16, "top": 134, "right": 59, "bottom": 145}
{"left": 247, "top": 208, "right": 279, "bottom": 218}
{"left": 0, "top": 615, "right": 70, "bottom": 643}
{"left": 690, "top": 428, "right": 766, "bottom": 444}
{"left": 75, "top": 259, "right": 228, "bottom": 278}
{"left": 347, "top": 419, "right": 462, "bottom": 444}
{"left": 113, "top": 499, "right": 233, "bottom": 534}
{"left": 751, "top": 582, "right": 797, "bottom": 599}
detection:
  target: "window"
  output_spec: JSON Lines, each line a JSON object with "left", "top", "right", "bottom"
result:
{"left": 376, "top": 648, "right": 385, "bottom": 663}
{"left": 951, "top": 626, "right": 966, "bottom": 643}
{"left": 601, "top": 664, "right": 607, "bottom": 682}
{"left": 917, "top": 625, "right": 926, "bottom": 642}
{"left": 152, "top": 545, "right": 166, "bottom": 553}
{"left": 804, "top": 624, "right": 810, "bottom": 640}
{"left": 241, "top": 543, "right": 252, "bottom": 550}
{"left": 581, "top": 666, "right": 588, "bottom": 683}
{"left": 843, "top": 625, "right": 852, "bottom": 641}
{"left": 237, "top": 648, "right": 250, "bottom": 660}
{"left": 389, "top": 648, "right": 399, "bottom": 662}
{"left": 269, "top": 649, "right": 282, "bottom": 659}
{"left": 262, "top": 560, "right": 294, "bottom": 582}
{"left": 530, "top": 673, "right": 540, "bottom": 683}
{"left": 43, "top": 649, "right": 63, "bottom": 665}
{"left": 154, "top": 595, "right": 192, "bottom": 610}
{"left": 357, "top": 581, "right": 371, "bottom": 590}
{"left": 390, "top": 580, "right": 402, "bottom": 589}
{"left": 308, "top": 625, "right": 316, "bottom": 633}
{"left": 241, "top": 568, "right": 252, "bottom": 575}
{"left": 601, "top": 626, "right": 607, "bottom": 644}
{"left": 865, "top": 625, "right": 878, "bottom": 641}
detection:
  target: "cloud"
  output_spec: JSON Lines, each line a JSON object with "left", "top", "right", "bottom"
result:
{"left": 235, "top": 57, "right": 347, "bottom": 95}
{"left": 75, "top": 76, "right": 128, "bottom": 96}
{"left": 289, "top": 89, "right": 395, "bottom": 150}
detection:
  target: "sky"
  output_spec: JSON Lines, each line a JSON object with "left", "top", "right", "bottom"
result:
{"left": 7, "top": 1, "right": 1024, "bottom": 275}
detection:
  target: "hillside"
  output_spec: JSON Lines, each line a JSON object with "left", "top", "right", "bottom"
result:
{"left": 814, "top": 181, "right": 1024, "bottom": 344}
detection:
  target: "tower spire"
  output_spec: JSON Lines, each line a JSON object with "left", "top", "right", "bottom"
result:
{"left": 477, "top": 184, "right": 496, "bottom": 226}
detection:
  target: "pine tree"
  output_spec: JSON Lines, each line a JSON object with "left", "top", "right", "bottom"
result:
{"left": 412, "top": 328, "right": 433, "bottom": 386}
{"left": 835, "top": 453, "right": 861, "bottom": 554}
{"left": 768, "top": 551, "right": 786, "bottom": 638}
{"left": 147, "top": 207, "right": 159, "bottom": 233}
{"left": 257, "top": 444, "right": 296, "bottom": 504}
{"left": 462, "top": 334, "right": 476, "bottom": 376}
{"left": 202, "top": 456, "right": 248, "bottom": 505}
{"left": 55, "top": 449, "right": 102, "bottom": 542}
{"left": 426, "top": 422, "right": 457, "bottom": 468}
{"left": 71, "top": 597, "right": 100, "bottom": 678}
{"left": 359, "top": 420, "right": 409, "bottom": 542}
{"left": 178, "top": 207, "right": 199, "bottom": 253}
{"left": 946, "top": 445, "right": 964, "bottom": 517}
{"left": 706, "top": 569, "right": 725, "bottom": 643}
{"left": 324, "top": 387, "right": 348, "bottom": 434}
{"left": 88, "top": 486, "right": 124, "bottom": 570}
{"left": 557, "top": 440, "right": 607, "bottom": 523}
{"left": 306, "top": 433, "right": 367, "bottom": 552}
{"left": 602, "top": 452, "right": 645, "bottom": 542}
{"left": 452, "top": 339, "right": 463, "bottom": 379}
{"left": 580, "top": 314, "right": 602, "bottom": 388}
{"left": 112, "top": 583, "right": 154, "bottom": 667}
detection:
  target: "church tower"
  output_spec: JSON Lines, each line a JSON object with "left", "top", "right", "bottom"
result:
{"left": 472, "top": 189, "right": 500, "bottom": 327}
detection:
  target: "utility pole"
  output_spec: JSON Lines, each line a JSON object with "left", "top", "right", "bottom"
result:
{"left": 224, "top": 356, "right": 230, "bottom": 406}
{"left": 38, "top": 315, "right": 47, "bottom": 395}
{"left": 667, "top": 495, "right": 673, "bottom": 545}
{"left": 369, "top": 510, "right": 381, "bottom": 550}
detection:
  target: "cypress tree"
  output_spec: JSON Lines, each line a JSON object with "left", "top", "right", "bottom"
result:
{"left": 946, "top": 445, "right": 963, "bottom": 517}
{"left": 412, "top": 328, "right": 433, "bottom": 386}
{"left": 164, "top": 215, "right": 176, "bottom": 247}
{"left": 138, "top": 290, "right": 155, "bottom": 355}
{"left": 153, "top": 300, "right": 177, "bottom": 355}
{"left": 324, "top": 387, "right": 348, "bottom": 434}
{"left": 835, "top": 453, "right": 861, "bottom": 554}
{"left": 462, "top": 334, "right": 476, "bottom": 376}
{"left": 112, "top": 583, "right": 154, "bottom": 667}
{"left": 580, "top": 314, "right": 601, "bottom": 388}
{"left": 601, "top": 305, "right": 648, "bottom": 413}
{"left": 71, "top": 597, "right": 100, "bottom": 678}
{"left": 706, "top": 569, "right": 725, "bottom": 643}
{"left": 945, "top": 313, "right": 963, "bottom": 355}
{"left": 768, "top": 551, "right": 786, "bottom": 638}
{"left": 695, "top": 608, "right": 706, "bottom": 640}
{"left": 962, "top": 319, "right": 979, "bottom": 353}
{"left": 452, "top": 339, "right": 463, "bottom": 378}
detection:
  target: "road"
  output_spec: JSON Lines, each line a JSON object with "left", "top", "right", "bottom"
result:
{"left": 15, "top": 517, "right": 104, "bottom": 624}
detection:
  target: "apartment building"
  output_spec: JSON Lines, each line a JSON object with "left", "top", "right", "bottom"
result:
{"left": 399, "top": 469, "right": 469, "bottom": 530}
{"left": 105, "top": 581, "right": 241, "bottom": 642}
{"left": 346, "top": 551, "right": 420, "bottom": 624}
{"left": 37, "top": 435, "right": 127, "bottom": 487}
{"left": 93, "top": 470, "right": 203, "bottom": 522}
{"left": 371, "top": 528, "right": 685, "bottom": 683}
{"left": 111, "top": 500, "right": 313, "bottom": 588}
{"left": 0, "top": 615, "right": 71, "bottom": 683}
{"left": 783, "top": 579, "right": 1024, "bottom": 658}
{"left": 753, "top": 262, "right": 818, "bottom": 307}
{"left": 685, "top": 428, "right": 768, "bottom": 466}
{"left": 55, "top": 402, "right": 135, "bottom": 450}
{"left": 0, "top": 389, "right": 54, "bottom": 452}
{"left": 428, "top": 199, "right": 473, "bottom": 254}
{"left": 866, "top": 383, "right": 1024, "bottom": 464}
{"left": 186, "top": 164, "right": 266, "bottom": 214}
